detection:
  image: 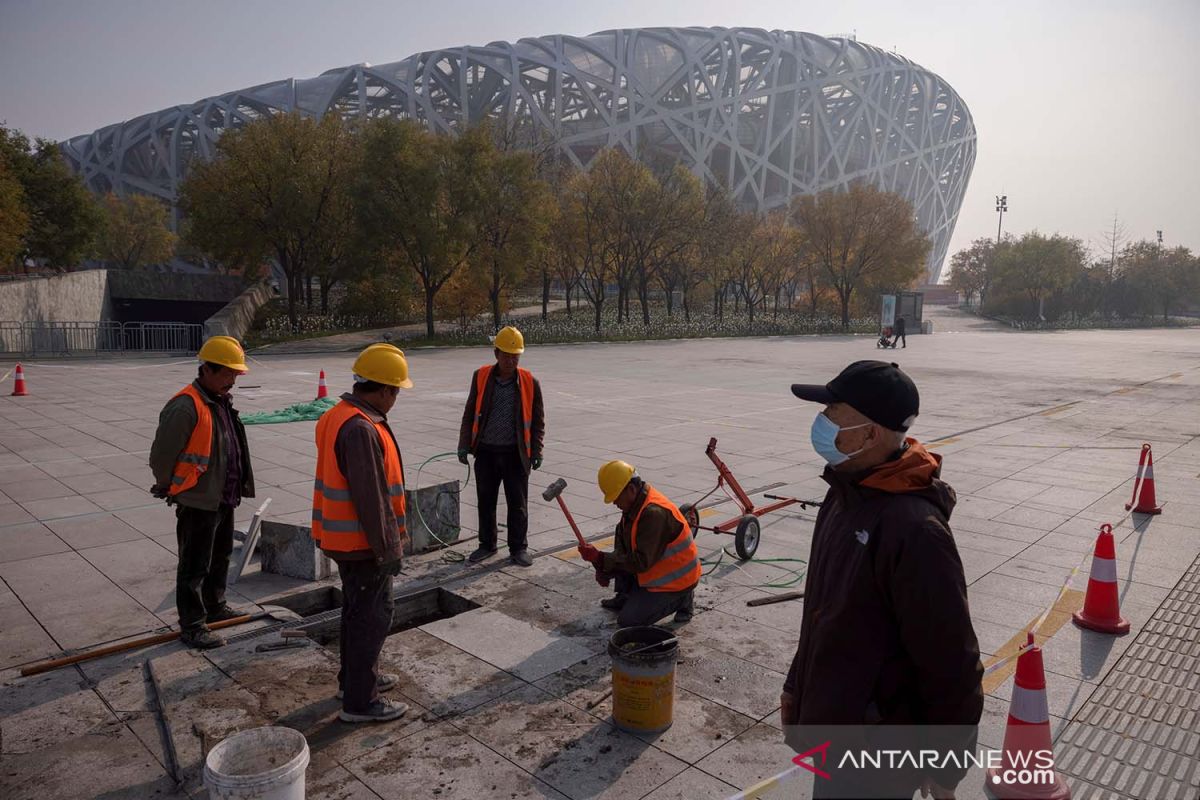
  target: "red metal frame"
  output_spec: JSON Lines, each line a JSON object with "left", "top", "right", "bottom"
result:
{"left": 702, "top": 437, "right": 806, "bottom": 533}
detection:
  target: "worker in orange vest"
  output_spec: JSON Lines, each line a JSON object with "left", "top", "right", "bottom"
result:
{"left": 579, "top": 460, "right": 701, "bottom": 627}
{"left": 312, "top": 344, "right": 412, "bottom": 723}
{"left": 457, "top": 326, "right": 545, "bottom": 567}
{"left": 149, "top": 336, "right": 255, "bottom": 650}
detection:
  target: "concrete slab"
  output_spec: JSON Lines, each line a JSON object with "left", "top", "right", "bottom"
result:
{"left": 693, "top": 723, "right": 813, "bottom": 799}
{"left": 378, "top": 627, "right": 526, "bottom": 718}
{"left": 45, "top": 512, "right": 145, "bottom": 549}
{"left": 342, "top": 720, "right": 571, "bottom": 800}
{"left": 641, "top": 767, "right": 741, "bottom": 800}
{"left": 0, "top": 521, "right": 70, "bottom": 562}
{"left": 421, "top": 607, "right": 595, "bottom": 682}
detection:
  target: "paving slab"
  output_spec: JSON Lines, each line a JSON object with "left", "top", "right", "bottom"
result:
{"left": 342, "top": 720, "right": 570, "bottom": 800}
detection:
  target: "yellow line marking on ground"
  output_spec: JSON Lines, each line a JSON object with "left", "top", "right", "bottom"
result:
{"left": 699, "top": 508, "right": 719, "bottom": 519}
{"left": 1111, "top": 387, "right": 1139, "bottom": 395}
{"left": 554, "top": 536, "right": 614, "bottom": 560}
{"left": 1167, "top": 372, "right": 1183, "bottom": 379}
{"left": 927, "top": 437, "right": 960, "bottom": 449}
{"left": 981, "top": 588, "right": 1086, "bottom": 694}
{"left": 1039, "top": 402, "right": 1079, "bottom": 417}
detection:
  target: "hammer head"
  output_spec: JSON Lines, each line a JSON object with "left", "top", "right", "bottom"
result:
{"left": 542, "top": 477, "right": 568, "bottom": 502}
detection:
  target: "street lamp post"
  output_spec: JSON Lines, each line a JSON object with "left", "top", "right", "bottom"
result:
{"left": 995, "top": 195, "right": 1007, "bottom": 244}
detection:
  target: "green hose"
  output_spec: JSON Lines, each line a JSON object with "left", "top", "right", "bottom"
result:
{"left": 411, "top": 452, "right": 472, "bottom": 563}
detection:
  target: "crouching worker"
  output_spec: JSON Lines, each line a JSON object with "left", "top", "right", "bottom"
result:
{"left": 579, "top": 460, "right": 700, "bottom": 627}
{"left": 312, "top": 344, "right": 412, "bottom": 724}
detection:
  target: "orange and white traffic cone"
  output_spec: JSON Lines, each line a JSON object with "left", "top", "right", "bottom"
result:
{"left": 1124, "top": 443, "right": 1162, "bottom": 515}
{"left": 316, "top": 370, "right": 328, "bottom": 400}
{"left": 987, "top": 632, "right": 1071, "bottom": 799}
{"left": 10, "top": 363, "right": 28, "bottom": 396}
{"left": 1072, "top": 524, "right": 1130, "bottom": 635}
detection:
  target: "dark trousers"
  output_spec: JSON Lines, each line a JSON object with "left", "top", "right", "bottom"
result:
{"left": 614, "top": 573, "right": 694, "bottom": 627}
{"left": 474, "top": 444, "right": 529, "bottom": 552}
{"left": 895, "top": 330, "right": 906, "bottom": 347}
{"left": 175, "top": 504, "right": 234, "bottom": 632}
{"left": 336, "top": 559, "right": 395, "bottom": 712}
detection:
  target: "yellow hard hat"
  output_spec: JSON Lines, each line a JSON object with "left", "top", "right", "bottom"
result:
{"left": 197, "top": 336, "right": 248, "bottom": 373}
{"left": 598, "top": 460, "right": 636, "bottom": 504}
{"left": 492, "top": 326, "right": 525, "bottom": 355}
{"left": 352, "top": 343, "right": 413, "bottom": 389}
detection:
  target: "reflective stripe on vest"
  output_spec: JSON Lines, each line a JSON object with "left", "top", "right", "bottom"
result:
{"left": 311, "top": 400, "right": 407, "bottom": 553}
{"left": 469, "top": 365, "right": 535, "bottom": 459}
{"left": 168, "top": 385, "right": 213, "bottom": 496}
{"left": 630, "top": 485, "right": 702, "bottom": 593}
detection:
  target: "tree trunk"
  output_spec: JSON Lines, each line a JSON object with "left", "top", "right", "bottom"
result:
{"left": 639, "top": 279, "right": 650, "bottom": 326}
{"left": 491, "top": 262, "right": 503, "bottom": 330}
{"left": 319, "top": 277, "right": 333, "bottom": 315}
{"left": 683, "top": 291, "right": 691, "bottom": 322}
{"left": 286, "top": 274, "right": 300, "bottom": 331}
{"left": 564, "top": 279, "right": 571, "bottom": 315}
{"left": 541, "top": 268, "right": 550, "bottom": 321}
{"left": 594, "top": 297, "right": 603, "bottom": 333}
{"left": 305, "top": 275, "right": 314, "bottom": 312}
{"left": 424, "top": 284, "right": 436, "bottom": 337}
{"left": 840, "top": 290, "right": 851, "bottom": 330}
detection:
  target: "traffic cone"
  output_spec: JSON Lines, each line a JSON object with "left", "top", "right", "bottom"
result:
{"left": 1124, "top": 443, "right": 1162, "bottom": 515}
{"left": 10, "top": 363, "right": 28, "bottom": 396}
{"left": 1072, "top": 524, "right": 1130, "bottom": 635}
{"left": 316, "top": 370, "right": 328, "bottom": 400}
{"left": 987, "top": 632, "right": 1072, "bottom": 799}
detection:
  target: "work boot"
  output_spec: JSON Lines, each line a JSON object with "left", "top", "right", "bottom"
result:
{"left": 337, "top": 672, "right": 399, "bottom": 700}
{"left": 509, "top": 549, "right": 533, "bottom": 567}
{"left": 339, "top": 698, "right": 410, "bottom": 724}
{"left": 206, "top": 604, "right": 247, "bottom": 624}
{"left": 180, "top": 628, "right": 225, "bottom": 650}
{"left": 673, "top": 608, "right": 694, "bottom": 624}
{"left": 600, "top": 594, "right": 627, "bottom": 611}
{"left": 468, "top": 546, "right": 497, "bottom": 563}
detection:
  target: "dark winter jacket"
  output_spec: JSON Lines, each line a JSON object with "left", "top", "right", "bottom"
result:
{"left": 149, "top": 381, "right": 255, "bottom": 511}
{"left": 783, "top": 440, "right": 983, "bottom": 788}
{"left": 457, "top": 366, "right": 545, "bottom": 474}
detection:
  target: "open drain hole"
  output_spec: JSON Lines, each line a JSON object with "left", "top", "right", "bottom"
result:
{"left": 302, "top": 587, "right": 480, "bottom": 646}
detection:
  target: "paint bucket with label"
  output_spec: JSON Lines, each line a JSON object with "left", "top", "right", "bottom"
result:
{"left": 608, "top": 625, "right": 678, "bottom": 734}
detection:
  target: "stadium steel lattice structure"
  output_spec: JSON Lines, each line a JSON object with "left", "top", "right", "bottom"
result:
{"left": 62, "top": 26, "right": 975, "bottom": 283}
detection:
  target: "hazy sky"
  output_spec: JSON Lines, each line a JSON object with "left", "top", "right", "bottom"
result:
{"left": 1, "top": 0, "right": 1197, "bottom": 261}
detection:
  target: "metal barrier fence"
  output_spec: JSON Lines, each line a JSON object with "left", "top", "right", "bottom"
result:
{"left": 0, "top": 321, "right": 203, "bottom": 356}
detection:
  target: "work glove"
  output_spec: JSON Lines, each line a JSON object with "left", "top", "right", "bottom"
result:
{"left": 456, "top": 448, "right": 469, "bottom": 465}
{"left": 381, "top": 559, "right": 403, "bottom": 577}
{"left": 578, "top": 543, "right": 603, "bottom": 567}
{"left": 594, "top": 569, "right": 611, "bottom": 588}
{"left": 149, "top": 484, "right": 169, "bottom": 500}
{"left": 531, "top": 455, "right": 542, "bottom": 470}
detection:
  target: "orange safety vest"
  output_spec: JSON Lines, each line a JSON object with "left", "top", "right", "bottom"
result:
{"left": 470, "top": 365, "right": 535, "bottom": 459}
{"left": 311, "top": 399, "right": 407, "bottom": 554}
{"left": 168, "top": 384, "right": 213, "bottom": 496}
{"left": 630, "top": 485, "right": 702, "bottom": 593}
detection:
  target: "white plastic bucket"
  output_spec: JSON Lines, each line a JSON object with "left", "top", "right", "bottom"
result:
{"left": 203, "top": 726, "right": 310, "bottom": 800}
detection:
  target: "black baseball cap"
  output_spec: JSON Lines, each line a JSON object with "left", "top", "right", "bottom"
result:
{"left": 791, "top": 361, "right": 920, "bottom": 432}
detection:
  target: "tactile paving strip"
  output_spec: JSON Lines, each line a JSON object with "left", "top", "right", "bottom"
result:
{"left": 1053, "top": 551, "right": 1200, "bottom": 799}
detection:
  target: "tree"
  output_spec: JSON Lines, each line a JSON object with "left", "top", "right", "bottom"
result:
{"left": 1122, "top": 241, "right": 1199, "bottom": 322}
{"left": 562, "top": 165, "right": 615, "bottom": 333}
{"left": 180, "top": 113, "right": 358, "bottom": 328}
{"left": 993, "top": 232, "right": 1086, "bottom": 319}
{"left": 627, "top": 164, "right": 705, "bottom": 325}
{"left": 98, "top": 193, "right": 176, "bottom": 269}
{"left": 947, "top": 238, "right": 995, "bottom": 308}
{"left": 674, "top": 186, "right": 736, "bottom": 321}
{"left": 440, "top": 263, "right": 491, "bottom": 332}
{"left": 473, "top": 123, "right": 552, "bottom": 329}
{"left": 790, "top": 182, "right": 929, "bottom": 329}
{"left": 0, "top": 126, "right": 102, "bottom": 270}
{"left": 355, "top": 119, "right": 491, "bottom": 337}
{"left": 0, "top": 158, "right": 29, "bottom": 269}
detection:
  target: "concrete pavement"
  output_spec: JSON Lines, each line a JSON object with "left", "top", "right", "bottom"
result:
{"left": 1, "top": 317, "right": 1199, "bottom": 799}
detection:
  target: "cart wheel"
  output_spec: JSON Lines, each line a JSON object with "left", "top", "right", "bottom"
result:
{"left": 734, "top": 515, "right": 760, "bottom": 560}
{"left": 679, "top": 503, "right": 700, "bottom": 538}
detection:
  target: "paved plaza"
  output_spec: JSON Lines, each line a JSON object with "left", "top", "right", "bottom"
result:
{"left": 1, "top": 309, "right": 1199, "bottom": 799}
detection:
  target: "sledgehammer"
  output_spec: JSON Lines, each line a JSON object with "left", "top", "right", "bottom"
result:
{"left": 543, "top": 478, "right": 588, "bottom": 548}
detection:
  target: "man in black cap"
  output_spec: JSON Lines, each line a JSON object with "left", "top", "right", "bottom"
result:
{"left": 781, "top": 361, "right": 982, "bottom": 799}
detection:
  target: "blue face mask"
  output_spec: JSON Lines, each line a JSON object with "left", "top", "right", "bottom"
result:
{"left": 810, "top": 413, "right": 870, "bottom": 466}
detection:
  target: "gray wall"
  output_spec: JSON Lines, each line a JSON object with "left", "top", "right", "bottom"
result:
{"left": 0, "top": 271, "right": 112, "bottom": 323}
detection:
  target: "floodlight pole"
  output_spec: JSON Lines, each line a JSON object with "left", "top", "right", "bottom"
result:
{"left": 995, "top": 195, "right": 1008, "bottom": 244}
